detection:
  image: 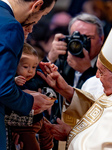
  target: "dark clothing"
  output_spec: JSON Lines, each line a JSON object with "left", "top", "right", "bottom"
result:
{"left": 11, "top": 117, "right": 53, "bottom": 150}
{"left": 55, "top": 58, "right": 97, "bottom": 88}
{"left": 0, "top": 2, "right": 33, "bottom": 149}
{"left": 6, "top": 72, "right": 54, "bottom": 150}
{"left": 18, "top": 74, "right": 48, "bottom": 123}
{"left": 68, "top": 0, "right": 87, "bottom": 17}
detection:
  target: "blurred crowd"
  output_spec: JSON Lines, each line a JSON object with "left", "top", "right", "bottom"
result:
{"left": 27, "top": 0, "right": 112, "bottom": 62}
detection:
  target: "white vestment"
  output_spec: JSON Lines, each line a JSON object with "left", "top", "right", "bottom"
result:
{"left": 63, "top": 86, "right": 112, "bottom": 150}
{"left": 81, "top": 76, "right": 104, "bottom": 98}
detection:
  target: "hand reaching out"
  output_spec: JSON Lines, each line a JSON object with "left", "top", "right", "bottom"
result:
{"left": 37, "top": 62, "right": 74, "bottom": 102}
{"left": 39, "top": 62, "right": 58, "bottom": 76}
{"left": 38, "top": 62, "right": 67, "bottom": 91}
{"left": 23, "top": 89, "right": 55, "bottom": 115}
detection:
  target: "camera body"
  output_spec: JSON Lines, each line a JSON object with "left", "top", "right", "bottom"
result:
{"left": 60, "top": 31, "right": 91, "bottom": 58}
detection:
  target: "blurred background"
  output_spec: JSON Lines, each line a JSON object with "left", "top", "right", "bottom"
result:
{"left": 27, "top": 0, "right": 112, "bottom": 61}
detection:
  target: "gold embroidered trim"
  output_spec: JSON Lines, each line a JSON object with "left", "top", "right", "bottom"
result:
{"left": 66, "top": 94, "right": 112, "bottom": 150}
{"left": 99, "top": 51, "right": 112, "bottom": 72}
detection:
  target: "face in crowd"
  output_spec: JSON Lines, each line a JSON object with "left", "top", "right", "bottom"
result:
{"left": 96, "top": 58, "right": 112, "bottom": 96}
{"left": 22, "top": 0, "right": 55, "bottom": 39}
{"left": 70, "top": 20, "right": 104, "bottom": 60}
{"left": 16, "top": 52, "right": 39, "bottom": 81}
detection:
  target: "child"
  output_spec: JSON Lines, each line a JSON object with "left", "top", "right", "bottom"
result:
{"left": 5, "top": 43, "right": 57, "bottom": 150}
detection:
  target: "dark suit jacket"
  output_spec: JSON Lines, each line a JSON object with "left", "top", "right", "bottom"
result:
{"left": 0, "top": 2, "right": 33, "bottom": 149}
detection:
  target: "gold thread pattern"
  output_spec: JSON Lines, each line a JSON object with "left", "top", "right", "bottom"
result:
{"left": 98, "top": 51, "right": 112, "bottom": 72}
{"left": 66, "top": 94, "right": 112, "bottom": 150}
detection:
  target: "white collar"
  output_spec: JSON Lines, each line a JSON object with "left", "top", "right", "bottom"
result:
{"left": 1, "top": 0, "right": 13, "bottom": 11}
{"left": 91, "top": 56, "right": 97, "bottom": 68}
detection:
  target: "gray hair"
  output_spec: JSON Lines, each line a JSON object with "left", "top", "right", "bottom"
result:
{"left": 68, "top": 13, "right": 104, "bottom": 37}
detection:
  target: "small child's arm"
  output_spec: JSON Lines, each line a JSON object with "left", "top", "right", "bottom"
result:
{"left": 15, "top": 76, "right": 26, "bottom": 86}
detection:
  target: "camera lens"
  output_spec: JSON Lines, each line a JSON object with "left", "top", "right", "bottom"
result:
{"left": 68, "top": 39, "right": 83, "bottom": 56}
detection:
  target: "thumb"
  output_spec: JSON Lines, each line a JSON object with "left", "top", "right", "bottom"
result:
{"left": 83, "top": 48, "right": 89, "bottom": 57}
{"left": 55, "top": 33, "right": 65, "bottom": 41}
{"left": 56, "top": 118, "right": 63, "bottom": 124}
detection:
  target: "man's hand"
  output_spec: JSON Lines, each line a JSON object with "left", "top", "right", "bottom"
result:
{"left": 48, "top": 33, "right": 67, "bottom": 63}
{"left": 23, "top": 89, "right": 54, "bottom": 114}
{"left": 12, "top": 132, "right": 23, "bottom": 150}
{"left": 67, "top": 49, "right": 91, "bottom": 73}
{"left": 44, "top": 118, "right": 71, "bottom": 141}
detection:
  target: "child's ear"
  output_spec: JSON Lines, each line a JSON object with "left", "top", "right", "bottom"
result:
{"left": 31, "top": 0, "right": 43, "bottom": 12}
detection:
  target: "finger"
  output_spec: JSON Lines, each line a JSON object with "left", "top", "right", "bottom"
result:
{"left": 40, "top": 95, "right": 55, "bottom": 105}
{"left": 83, "top": 48, "right": 89, "bottom": 58}
{"left": 39, "top": 62, "right": 52, "bottom": 75}
{"left": 12, "top": 132, "right": 17, "bottom": 141}
{"left": 14, "top": 134, "right": 20, "bottom": 145}
{"left": 56, "top": 44, "right": 67, "bottom": 50}
{"left": 38, "top": 88, "right": 42, "bottom": 93}
{"left": 20, "top": 141, "right": 24, "bottom": 150}
{"left": 50, "top": 64, "right": 58, "bottom": 71}
{"left": 56, "top": 118, "right": 64, "bottom": 125}
{"left": 44, "top": 65, "right": 52, "bottom": 74}
{"left": 55, "top": 33, "right": 65, "bottom": 41}
{"left": 44, "top": 121, "right": 54, "bottom": 133}
{"left": 38, "top": 62, "right": 47, "bottom": 74}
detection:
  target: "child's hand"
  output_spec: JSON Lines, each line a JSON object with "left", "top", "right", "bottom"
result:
{"left": 15, "top": 76, "right": 26, "bottom": 86}
{"left": 39, "top": 62, "right": 58, "bottom": 76}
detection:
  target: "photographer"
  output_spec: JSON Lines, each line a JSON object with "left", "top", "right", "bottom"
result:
{"left": 44, "top": 14, "right": 104, "bottom": 143}
{"left": 37, "top": 29, "right": 112, "bottom": 150}
{"left": 47, "top": 13, "right": 104, "bottom": 89}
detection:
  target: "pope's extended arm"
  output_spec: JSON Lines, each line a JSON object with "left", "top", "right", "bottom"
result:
{"left": 37, "top": 62, "right": 95, "bottom": 119}
{"left": 37, "top": 62, "right": 74, "bottom": 103}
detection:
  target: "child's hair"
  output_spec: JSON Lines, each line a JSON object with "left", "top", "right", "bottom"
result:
{"left": 23, "top": 42, "right": 38, "bottom": 57}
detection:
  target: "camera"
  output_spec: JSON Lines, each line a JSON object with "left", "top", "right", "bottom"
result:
{"left": 60, "top": 31, "right": 91, "bottom": 58}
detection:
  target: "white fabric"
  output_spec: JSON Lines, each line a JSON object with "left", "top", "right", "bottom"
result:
{"left": 64, "top": 77, "right": 112, "bottom": 150}
{"left": 101, "top": 29, "right": 112, "bottom": 64}
{"left": 1, "top": 0, "right": 13, "bottom": 10}
{"left": 81, "top": 76, "right": 104, "bottom": 99}
{"left": 90, "top": 56, "right": 97, "bottom": 68}
{"left": 73, "top": 56, "right": 97, "bottom": 88}
{"left": 68, "top": 105, "right": 112, "bottom": 150}
{"left": 73, "top": 71, "right": 82, "bottom": 87}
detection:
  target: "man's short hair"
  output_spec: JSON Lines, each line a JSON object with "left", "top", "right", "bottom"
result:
{"left": 40, "top": 0, "right": 57, "bottom": 10}
{"left": 24, "top": 0, "right": 57, "bottom": 11}
{"left": 68, "top": 13, "right": 104, "bottom": 37}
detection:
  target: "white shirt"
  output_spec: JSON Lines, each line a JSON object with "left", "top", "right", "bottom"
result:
{"left": 1, "top": 0, "right": 13, "bottom": 10}
{"left": 73, "top": 56, "right": 98, "bottom": 88}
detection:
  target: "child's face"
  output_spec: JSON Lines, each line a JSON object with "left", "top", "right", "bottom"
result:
{"left": 16, "top": 54, "right": 39, "bottom": 81}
